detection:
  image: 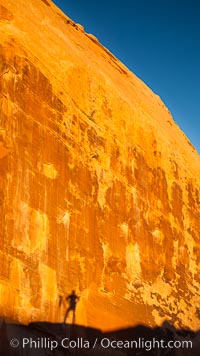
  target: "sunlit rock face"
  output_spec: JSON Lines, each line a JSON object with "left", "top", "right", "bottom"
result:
{"left": 0, "top": 0, "right": 200, "bottom": 331}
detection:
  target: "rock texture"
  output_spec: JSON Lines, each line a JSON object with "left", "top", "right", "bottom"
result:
{"left": 0, "top": 0, "right": 200, "bottom": 331}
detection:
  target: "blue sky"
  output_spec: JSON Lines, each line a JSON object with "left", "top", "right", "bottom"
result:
{"left": 53, "top": 0, "right": 200, "bottom": 154}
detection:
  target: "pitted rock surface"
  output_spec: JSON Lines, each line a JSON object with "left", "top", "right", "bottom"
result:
{"left": 0, "top": 0, "right": 200, "bottom": 331}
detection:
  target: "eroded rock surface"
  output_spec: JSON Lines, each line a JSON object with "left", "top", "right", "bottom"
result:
{"left": 0, "top": 0, "right": 200, "bottom": 331}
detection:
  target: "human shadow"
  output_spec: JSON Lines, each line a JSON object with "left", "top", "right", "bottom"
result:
{"left": 63, "top": 290, "right": 79, "bottom": 325}
{"left": 0, "top": 317, "right": 199, "bottom": 355}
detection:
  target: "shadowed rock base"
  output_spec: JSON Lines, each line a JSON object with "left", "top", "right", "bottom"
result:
{"left": 0, "top": 0, "right": 200, "bottom": 332}
{"left": 0, "top": 318, "right": 199, "bottom": 355}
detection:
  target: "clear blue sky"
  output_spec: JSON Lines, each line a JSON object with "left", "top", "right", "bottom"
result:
{"left": 53, "top": 0, "right": 200, "bottom": 154}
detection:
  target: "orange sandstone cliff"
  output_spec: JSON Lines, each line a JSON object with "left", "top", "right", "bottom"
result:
{"left": 0, "top": 0, "right": 200, "bottom": 331}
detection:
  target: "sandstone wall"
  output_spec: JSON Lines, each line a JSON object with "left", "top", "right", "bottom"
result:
{"left": 0, "top": 0, "right": 200, "bottom": 330}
